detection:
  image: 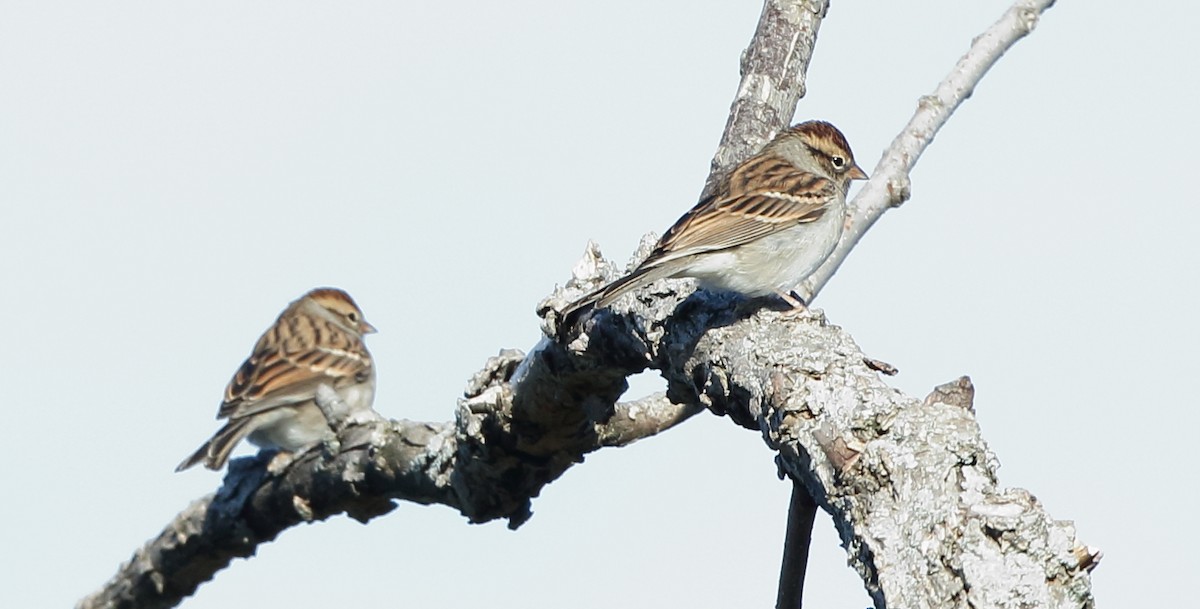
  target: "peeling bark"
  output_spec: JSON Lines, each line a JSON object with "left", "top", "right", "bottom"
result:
{"left": 78, "top": 1, "right": 1094, "bottom": 608}
{"left": 78, "top": 260, "right": 1096, "bottom": 608}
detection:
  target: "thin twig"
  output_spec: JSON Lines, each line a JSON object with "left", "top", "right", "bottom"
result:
{"left": 776, "top": 483, "right": 818, "bottom": 609}
{"left": 799, "top": 0, "right": 1058, "bottom": 302}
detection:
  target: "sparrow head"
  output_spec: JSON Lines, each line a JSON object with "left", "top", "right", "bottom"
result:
{"left": 771, "top": 120, "right": 869, "bottom": 185}
{"left": 304, "top": 287, "right": 377, "bottom": 335}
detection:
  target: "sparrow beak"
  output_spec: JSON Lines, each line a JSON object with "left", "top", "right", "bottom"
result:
{"left": 359, "top": 320, "right": 378, "bottom": 334}
{"left": 848, "top": 164, "right": 869, "bottom": 181}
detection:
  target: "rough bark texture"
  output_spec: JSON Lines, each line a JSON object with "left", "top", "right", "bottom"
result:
{"left": 78, "top": 254, "right": 1096, "bottom": 609}
{"left": 703, "top": 0, "right": 829, "bottom": 198}
{"left": 551, "top": 254, "right": 1097, "bottom": 609}
{"left": 75, "top": 384, "right": 704, "bottom": 609}
{"left": 79, "top": 1, "right": 1096, "bottom": 608}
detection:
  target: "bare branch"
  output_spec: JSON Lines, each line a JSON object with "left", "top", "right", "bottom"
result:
{"left": 703, "top": 0, "right": 830, "bottom": 198}
{"left": 776, "top": 483, "right": 818, "bottom": 609}
{"left": 674, "top": 302, "right": 1094, "bottom": 608}
{"left": 81, "top": 273, "right": 1095, "bottom": 609}
{"left": 559, "top": 276, "right": 1096, "bottom": 607}
{"left": 80, "top": 2, "right": 1091, "bottom": 609}
{"left": 76, "top": 420, "right": 448, "bottom": 609}
{"left": 598, "top": 392, "right": 704, "bottom": 447}
{"left": 77, "top": 374, "right": 700, "bottom": 609}
{"left": 799, "top": 0, "right": 1059, "bottom": 302}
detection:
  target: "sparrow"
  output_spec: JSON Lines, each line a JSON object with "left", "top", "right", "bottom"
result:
{"left": 560, "top": 120, "right": 867, "bottom": 329}
{"left": 176, "top": 287, "right": 377, "bottom": 471}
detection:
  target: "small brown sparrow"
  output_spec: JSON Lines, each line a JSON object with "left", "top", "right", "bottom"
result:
{"left": 176, "top": 288, "right": 377, "bottom": 471}
{"left": 561, "top": 120, "right": 866, "bottom": 328}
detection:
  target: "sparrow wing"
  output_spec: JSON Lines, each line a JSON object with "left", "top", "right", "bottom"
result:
{"left": 646, "top": 155, "right": 836, "bottom": 266}
{"left": 218, "top": 314, "right": 372, "bottom": 419}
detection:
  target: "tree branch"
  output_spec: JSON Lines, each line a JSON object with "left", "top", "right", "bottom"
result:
{"left": 703, "top": 0, "right": 829, "bottom": 198}
{"left": 776, "top": 482, "right": 818, "bottom": 609}
{"left": 774, "top": 2, "right": 1061, "bottom": 604}
{"left": 77, "top": 381, "right": 701, "bottom": 609}
{"left": 80, "top": 279, "right": 1096, "bottom": 609}
{"left": 554, "top": 269, "right": 1097, "bottom": 607}
{"left": 77, "top": 0, "right": 836, "bottom": 598}
{"left": 597, "top": 392, "right": 705, "bottom": 447}
{"left": 80, "top": 2, "right": 1095, "bottom": 608}
{"left": 799, "top": 0, "right": 1059, "bottom": 302}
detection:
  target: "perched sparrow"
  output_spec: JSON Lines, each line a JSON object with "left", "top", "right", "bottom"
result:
{"left": 176, "top": 288, "right": 377, "bottom": 472}
{"left": 561, "top": 120, "right": 867, "bottom": 328}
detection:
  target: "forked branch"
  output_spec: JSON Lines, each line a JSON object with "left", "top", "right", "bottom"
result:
{"left": 78, "top": 2, "right": 1092, "bottom": 609}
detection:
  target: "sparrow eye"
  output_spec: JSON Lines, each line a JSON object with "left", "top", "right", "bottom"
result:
{"left": 831, "top": 155, "right": 846, "bottom": 169}
{"left": 347, "top": 312, "right": 359, "bottom": 323}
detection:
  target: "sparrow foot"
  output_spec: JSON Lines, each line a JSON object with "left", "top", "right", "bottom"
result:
{"left": 266, "top": 450, "right": 299, "bottom": 474}
{"left": 777, "top": 290, "right": 810, "bottom": 317}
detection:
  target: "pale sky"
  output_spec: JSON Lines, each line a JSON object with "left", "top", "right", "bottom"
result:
{"left": 2, "top": 1, "right": 1195, "bottom": 607}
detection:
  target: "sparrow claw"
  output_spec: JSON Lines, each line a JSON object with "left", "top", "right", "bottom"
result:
{"left": 777, "top": 290, "right": 809, "bottom": 316}
{"left": 314, "top": 384, "right": 353, "bottom": 432}
{"left": 319, "top": 436, "right": 342, "bottom": 459}
{"left": 266, "top": 450, "right": 298, "bottom": 474}
{"left": 265, "top": 438, "right": 339, "bottom": 474}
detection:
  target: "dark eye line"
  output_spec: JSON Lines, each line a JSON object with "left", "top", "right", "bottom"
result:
{"left": 807, "top": 143, "right": 845, "bottom": 165}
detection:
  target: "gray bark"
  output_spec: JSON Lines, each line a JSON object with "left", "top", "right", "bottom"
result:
{"left": 78, "top": 1, "right": 1097, "bottom": 608}
{"left": 547, "top": 245, "right": 1097, "bottom": 608}
{"left": 703, "top": 0, "right": 830, "bottom": 199}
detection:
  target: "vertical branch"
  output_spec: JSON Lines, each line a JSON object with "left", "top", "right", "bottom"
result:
{"left": 703, "top": 0, "right": 830, "bottom": 198}
{"left": 775, "top": 483, "right": 818, "bottom": 609}
{"left": 720, "top": 1, "right": 1060, "bottom": 606}
{"left": 708, "top": 2, "right": 830, "bottom": 606}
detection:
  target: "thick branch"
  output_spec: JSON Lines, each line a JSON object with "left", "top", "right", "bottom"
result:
{"left": 80, "top": 2, "right": 836, "bottom": 602}
{"left": 80, "top": 2, "right": 1089, "bottom": 608}
{"left": 774, "top": 2, "right": 1060, "bottom": 604}
{"left": 554, "top": 268, "right": 1096, "bottom": 607}
{"left": 77, "top": 385, "right": 697, "bottom": 609}
{"left": 703, "top": 0, "right": 829, "bottom": 198}
{"left": 81, "top": 271, "right": 1096, "bottom": 609}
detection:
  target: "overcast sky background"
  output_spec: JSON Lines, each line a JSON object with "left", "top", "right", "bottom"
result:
{"left": 2, "top": 1, "right": 1195, "bottom": 607}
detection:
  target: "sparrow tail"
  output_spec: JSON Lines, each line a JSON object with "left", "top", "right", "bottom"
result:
{"left": 175, "top": 417, "right": 254, "bottom": 472}
{"left": 559, "top": 264, "right": 676, "bottom": 332}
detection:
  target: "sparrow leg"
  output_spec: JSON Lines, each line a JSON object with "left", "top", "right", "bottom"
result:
{"left": 265, "top": 439, "right": 338, "bottom": 475}
{"left": 266, "top": 449, "right": 300, "bottom": 474}
{"left": 777, "top": 290, "right": 810, "bottom": 316}
{"left": 319, "top": 435, "right": 343, "bottom": 459}
{"left": 314, "top": 384, "right": 350, "bottom": 432}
